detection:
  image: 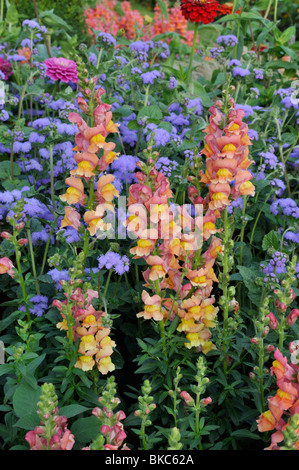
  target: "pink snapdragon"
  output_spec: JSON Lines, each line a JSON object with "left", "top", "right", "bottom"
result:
{"left": 0, "top": 257, "right": 15, "bottom": 278}
{"left": 257, "top": 344, "right": 299, "bottom": 450}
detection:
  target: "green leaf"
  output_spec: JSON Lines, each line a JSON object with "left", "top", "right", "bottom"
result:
{"left": 12, "top": 383, "right": 41, "bottom": 418}
{"left": 262, "top": 230, "right": 280, "bottom": 251}
{"left": 40, "top": 10, "right": 71, "bottom": 31}
{"left": 59, "top": 404, "right": 90, "bottom": 419}
{"left": 192, "top": 82, "right": 212, "bottom": 108}
{"left": 236, "top": 265, "right": 263, "bottom": 307}
{"left": 15, "top": 413, "right": 40, "bottom": 431}
{"left": 5, "top": 0, "right": 19, "bottom": 24}
{"left": 156, "top": 0, "right": 169, "bottom": 21}
{"left": 0, "top": 160, "right": 21, "bottom": 179}
{"left": 135, "top": 360, "right": 158, "bottom": 374}
{"left": 26, "top": 353, "right": 46, "bottom": 375}
{"left": 71, "top": 416, "right": 100, "bottom": 444}
{"left": 276, "top": 26, "right": 296, "bottom": 45}
{"left": 137, "top": 105, "right": 163, "bottom": 121}
{"left": 231, "top": 429, "right": 261, "bottom": 440}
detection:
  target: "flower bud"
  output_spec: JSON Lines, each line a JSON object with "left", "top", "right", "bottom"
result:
{"left": 286, "top": 309, "right": 299, "bottom": 327}
{"left": 267, "top": 312, "right": 278, "bottom": 330}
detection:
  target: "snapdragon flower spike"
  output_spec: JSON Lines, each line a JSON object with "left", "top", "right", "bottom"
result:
{"left": 200, "top": 98, "right": 255, "bottom": 211}
{"left": 60, "top": 86, "right": 120, "bottom": 238}
{"left": 126, "top": 147, "right": 222, "bottom": 353}
{"left": 257, "top": 345, "right": 299, "bottom": 450}
{"left": 55, "top": 287, "right": 116, "bottom": 375}
{"left": 25, "top": 383, "right": 75, "bottom": 450}
{"left": 68, "top": 90, "right": 119, "bottom": 174}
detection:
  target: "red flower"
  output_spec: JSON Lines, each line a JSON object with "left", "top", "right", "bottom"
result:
{"left": 180, "top": 0, "right": 219, "bottom": 24}
{"left": 218, "top": 2, "right": 242, "bottom": 16}
{"left": 0, "top": 57, "right": 12, "bottom": 80}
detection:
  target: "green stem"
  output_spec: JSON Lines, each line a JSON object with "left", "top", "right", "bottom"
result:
{"left": 186, "top": 22, "right": 199, "bottom": 87}
{"left": 234, "top": 19, "right": 241, "bottom": 59}
{"left": 27, "top": 227, "right": 40, "bottom": 295}
{"left": 144, "top": 85, "right": 150, "bottom": 107}
{"left": 264, "top": 0, "right": 273, "bottom": 19}
{"left": 17, "top": 82, "right": 28, "bottom": 120}
{"left": 13, "top": 228, "right": 30, "bottom": 320}
{"left": 0, "top": 0, "right": 3, "bottom": 22}
{"left": 239, "top": 196, "right": 247, "bottom": 265}
{"left": 278, "top": 313, "right": 285, "bottom": 351}
{"left": 222, "top": 207, "right": 229, "bottom": 377}
{"left": 32, "top": 0, "right": 52, "bottom": 57}
{"left": 96, "top": 47, "right": 103, "bottom": 70}
{"left": 83, "top": 177, "right": 95, "bottom": 259}
{"left": 39, "top": 219, "right": 57, "bottom": 276}
{"left": 234, "top": 81, "right": 241, "bottom": 103}
{"left": 103, "top": 269, "right": 113, "bottom": 301}
{"left": 10, "top": 142, "right": 14, "bottom": 180}
{"left": 232, "top": 0, "right": 238, "bottom": 13}
{"left": 141, "top": 417, "right": 148, "bottom": 450}
{"left": 195, "top": 398, "right": 202, "bottom": 450}
{"left": 49, "top": 145, "right": 56, "bottom": 214}
{"left": 274, "top": 0, "right": 278, "bottom": 23}
{"left": 275, "top": 119, "right": 292, "bottom": 197}
{"left": 66, "top": 283, "right": 74, "bottom": 347}
{"left": 249, "top": 191, "right": 273, "bottom": 245}
{"left": 258, "top": 335, "right": 265, "bottom": 412}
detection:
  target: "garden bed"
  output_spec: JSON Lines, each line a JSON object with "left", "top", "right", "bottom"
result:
{"left": 0, "top": 0, "right": 298, "bottom": 452}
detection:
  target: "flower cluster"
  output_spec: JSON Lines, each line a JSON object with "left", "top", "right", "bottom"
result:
{"left": 200, "top": 98, "right": 255, "bottom": 210}
{"left": 55, "top": 283, "right": 116, "bottom": 375}
{"left": 257, "top": 344, "right": 299, "bottom": 450}
{"left": 126, "top": 136, "right": 222, "bottom": 353}
{"left": 84, "top": 376, "right": 130, "bottom": 450}
{"left": 60, "top": 84, "right": 119, "bottom": 238}
{"left": 25, "top": 383, "right": 75, "bottom": 450}
{"left": 180, "top": 0, "right": 219, "bottom": 25}
{"left": 84, "top": 0, "right": 144, "bottom": 41}
{"left": 44, "top": 57, "right": 78, "bottom": 84}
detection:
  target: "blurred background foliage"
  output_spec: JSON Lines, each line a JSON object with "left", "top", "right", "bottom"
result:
{"left": 5, "top": 0, "right": 299, "bottom": 29}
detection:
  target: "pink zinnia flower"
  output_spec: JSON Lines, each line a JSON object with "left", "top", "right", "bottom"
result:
{"left": 0, "top": 57, "right": 12, "bottom": 80}
{"left": 44, "top": 57, "right": 78, "bottom": 83}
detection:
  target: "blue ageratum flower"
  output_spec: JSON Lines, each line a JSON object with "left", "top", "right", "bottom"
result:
{"left": 232, "top": 67, "right": 251, "bottom": 78}
{"left": 97, "top": 251, "right": 130, "bottom": 275}
{"left": 216, "top": 34, "right": 238, "bottom": 47}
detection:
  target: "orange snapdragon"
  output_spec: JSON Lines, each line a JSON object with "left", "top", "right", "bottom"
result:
{"left": 200, "top": 99, "right": 255, "bottom": 211}
{"left": 56, "top": 78, "right": 120, "bottom": 374}
{"left": 55, "top": 287, "right": 116, "bottom": 375}
{"left": 126, "top": 146, "right": 222, "bottom": 354}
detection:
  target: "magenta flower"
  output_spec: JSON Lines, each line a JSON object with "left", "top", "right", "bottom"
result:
{"left": 44, "top": 57, "right": 78, "bottom": 83}
{"left": 0, "top": 57, "right": 12, "bottom": 80}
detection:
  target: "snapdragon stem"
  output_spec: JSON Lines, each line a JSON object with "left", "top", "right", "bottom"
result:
{"left": 222, "top": 207, "right": 229, "bottom": 377}
{"left": 186, "top": 22, "right": 199, "bottom": 88}
{"left": 66, "top": 283, "right": 74, "bottom": 346}
{"left": 195, "top": 392, "right": 202, "bottom": 451}
{"left": 13, "top": 227, "right": 30, "bottom": 320}
{"left": 83, "top": 177, "right": 95, "bottom": 259}
{"left": 279, "top": 313, "right": 285, "bottom": 351}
